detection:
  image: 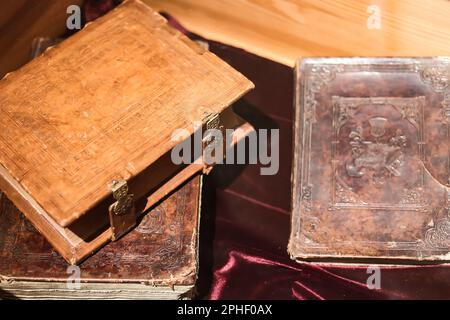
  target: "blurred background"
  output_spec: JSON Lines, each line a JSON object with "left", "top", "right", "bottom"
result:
{"left": 2, "top": 0, "right": 450, "bottom": 78}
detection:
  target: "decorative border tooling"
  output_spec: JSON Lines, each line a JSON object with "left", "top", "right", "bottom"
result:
{"left": 420, "top": 64, "right": 450, "bottom": 92}
{"left": 300, "top": 65, "right": 343, "bottom": 214}
{"left": 425, "top": 217, "right": 450, "bottom": 249}
{"left": 419, "top": 63, "right": 450, "bottom": 184}
{"left": 298, "top": 60, "right": 450, "bottom": 251}
{"left": 330, "top": 96, "right": 427, "bottom": 211}
{"left": 418, "top": 63, "right": 450, "bottom": 250}
{"left": 423, "top": 190, "right": 450, "bottom": 250}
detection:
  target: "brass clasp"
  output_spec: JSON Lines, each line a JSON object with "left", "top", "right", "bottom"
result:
{"left": 108, "top": 179, "right": 136, "bottom": 241}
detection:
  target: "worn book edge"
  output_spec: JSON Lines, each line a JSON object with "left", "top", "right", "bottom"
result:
{"left": 288, "top": 57, "right": 450, "bottom": 265}
{"left": 0, "top": 176, "right": 203, "bottom": 299}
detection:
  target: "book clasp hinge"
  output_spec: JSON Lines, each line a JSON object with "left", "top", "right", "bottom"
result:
{"left": 108, "top": 179, "right": 137, "bottom": 241}
{"left": 202, "top": 113, "right": 225, "bottom": 175}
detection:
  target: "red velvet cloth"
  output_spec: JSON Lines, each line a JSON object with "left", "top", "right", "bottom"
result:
{"left": 83, "top": 1, "right": 450, "bottom": 300}
{"left": 200, "top": 42, "right": 450, "bottom": 300}
{"left": 84, "top": 0, "right": 120, "bottom": 22}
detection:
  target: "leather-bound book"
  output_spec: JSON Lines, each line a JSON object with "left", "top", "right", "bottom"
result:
{"left": 289, "top": 57, "right": 450, "bottom": 263}
{"left": 0, "top": 0, "right": 253, "bottom": 264}
{"left": 0, "top": 176, "right": 201, "bottom": 300}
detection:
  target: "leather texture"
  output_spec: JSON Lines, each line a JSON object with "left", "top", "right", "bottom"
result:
{"left": 0, "top": 176, "right": 200, "bottom": 287}
{"left": 289, "top": 58, "right": 450, "bottom": 263}
{"left": 199, "top": 41, "right": 450, "bottom": 300}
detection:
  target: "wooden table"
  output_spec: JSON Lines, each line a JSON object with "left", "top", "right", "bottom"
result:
{"left": 145, "top": 0, "right": 450, "bottom": 67}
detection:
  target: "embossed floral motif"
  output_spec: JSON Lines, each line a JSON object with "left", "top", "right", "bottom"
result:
{"left": 399, "top": 187, "right": 427, "bottom": 206}
{"left": 334, "top": 101, "right": 358, "bottom": 134}
{"left": 301, "top": 185, "right": 312, "bottom": 200}
{"left": 345, "top": 119, "right": 407, "bottom": 184}
{"left": 305, "top": 65, "right": 343, "bottom": 123}
{"left": 333, "top": 96, "right": 423, "bottom": 135}
{"left": 302, "top": 216, "right": 321, "bottom": 238}
{"left": 151, "top": 236, "right": 187, "bottom": 270}
{"left": 136, "top": 188, "right": 190, "bottom": 270}
{"left": 153, "top": 190, "right": 190, "bottom": 271}
{"left": 330, "top": 96, "right": 426, "bottom": 210}
{"left": 425, "top": 218, "right": 450, "bottom": 249}
{"left": 335, "top": 181, "right": 365, "bottom": 204}
{"left": 301, "top": 185, "right": 313, "bottom": 211}
{"left": 135, "top": 207, "right": 166, "bottom": 234}
{"left": 419, "top": 65, "right": 450, "bottom": 181}
{"left": 399, "top": 101, "right": 422, "bottom": 130}
{"left": 304, "top": 91, "right": 318, "bottom": 123}
{"left": 441, "top": 91, "right": 450, "bottom": 124}
{"left": 309, "top": 66, "right": 343, "bottom": 93}
{"left": 420, "top": 65, "right": 450, "bottom": 92}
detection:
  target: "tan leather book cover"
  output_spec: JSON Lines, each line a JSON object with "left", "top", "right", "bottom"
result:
{"left": 0, "top": 0, "right": 253, "bottom": 264}
{"left": 0, "top": 176, "right": 201, "bottom": 300}
{"left": 289, "top": 57, "right": 450, "bottom": 263}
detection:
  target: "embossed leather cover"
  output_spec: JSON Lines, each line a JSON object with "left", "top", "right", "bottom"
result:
{"left": 289, "top": 58, "right": 450, "bottom": 263}
{"left": 0, "top": 0, "right": 253, "bottom": 264}
{"left": 0, "top": 176, "right": 201, "bottom": 300}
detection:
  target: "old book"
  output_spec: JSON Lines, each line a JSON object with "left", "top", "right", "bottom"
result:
{"left": 289, "top": 57, "right": 450, "bottom": 263}
{"left": 0, "top": 0, "right": 253, "bottom": 264}
{"left": 0, "top": 175, "right": 201, "bottom": 300}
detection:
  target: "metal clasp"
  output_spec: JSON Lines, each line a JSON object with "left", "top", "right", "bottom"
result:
{"left": 108, "top": 179, "right": 136, "bottom": 241}
{"left": 202, "top": 113, "right": 225, "bottom": 174}
{"left": 111, "top": 180, "right": 134, "bottom": 215}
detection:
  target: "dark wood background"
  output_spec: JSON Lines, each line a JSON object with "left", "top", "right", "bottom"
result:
{"left": 0, "top": 0, "right": 82, "bottom": 78}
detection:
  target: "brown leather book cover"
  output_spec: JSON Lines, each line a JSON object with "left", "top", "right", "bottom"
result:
{"left": 289, "top": 57, "right": 450, "bottom": 263}
{"left": 0, "top": 176, "right": 201, "bottom": 300}
{"left": 0, "top": 0, "right": 253, "bottom": 264}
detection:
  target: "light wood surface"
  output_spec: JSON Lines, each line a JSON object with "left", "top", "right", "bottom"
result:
{"left": 0, "top": 0, "right": 83, "bottom": 78}
{"left": 145, "top": 0, "right": 450, "bottom": 67}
